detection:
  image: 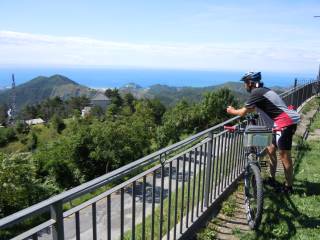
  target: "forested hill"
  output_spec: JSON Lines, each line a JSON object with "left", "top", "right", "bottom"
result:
{"left": 0, "top": 75, "right": 95, "bottom": 109}
{"left": 145, "top": 82, "right": 288, "bottom": 106}
{"left": 145, "top": 81, "right": 249, "bottom": 106}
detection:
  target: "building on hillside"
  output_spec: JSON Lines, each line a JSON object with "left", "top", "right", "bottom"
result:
{"left": 81, "top": 106, "right": 92, "bottom": 118}
{"left": 25, "top": 118, "right": 45, "bottom": 126}
{"left": 90, "top": 93, "right": 111, "bottom": 109}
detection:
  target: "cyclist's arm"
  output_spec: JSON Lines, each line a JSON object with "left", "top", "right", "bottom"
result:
{"left": 226, "top": 106, "right": 255, "bottom": 117}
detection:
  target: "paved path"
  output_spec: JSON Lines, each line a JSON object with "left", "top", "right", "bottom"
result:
{"left": 207, "top": 191, "right": 250, "bottom": 240}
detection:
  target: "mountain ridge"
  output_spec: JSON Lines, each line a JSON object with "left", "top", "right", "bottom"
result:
{"left": 0, "top": 74, "right": 288, "bottom": 109}
{"left": 0, "top": 75, "right": 95, "bottom": 109}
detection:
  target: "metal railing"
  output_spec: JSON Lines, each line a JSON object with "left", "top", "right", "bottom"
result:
{"left": 0, "top": 80, "right": 319, "bottom": 240}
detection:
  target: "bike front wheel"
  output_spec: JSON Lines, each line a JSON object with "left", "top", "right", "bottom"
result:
{"left": 244, "top": 163, "right": 263, "bottom": 230}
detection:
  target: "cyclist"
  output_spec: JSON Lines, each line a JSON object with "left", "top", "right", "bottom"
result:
{"left": 226, "top": 72, "right": 300, "bottom": 194}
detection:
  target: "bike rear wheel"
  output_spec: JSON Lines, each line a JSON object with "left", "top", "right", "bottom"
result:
{"left": 244, "top": 163, "right": 263, "bottom": 229}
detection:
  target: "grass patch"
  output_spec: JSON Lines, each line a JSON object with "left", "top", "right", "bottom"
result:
{"left": 197, "top": 218, "right": 220, "bottom": 240}
{"left": 0, "top": 123, "right": 60, "bottom": 153}
{"left": 301, "top": 96, "right": 320, "bottom": 114}
{"left": 309, "top": 114, "right": 320, "bottom": 132}
{"left": 0, "top": 140, "right": 26, "bottom": 153}
{"left": 197, "top": 224, "right": 218, "bottom": 240}
{"left": 221, "top": 194, "right": 237, "bottom": 217}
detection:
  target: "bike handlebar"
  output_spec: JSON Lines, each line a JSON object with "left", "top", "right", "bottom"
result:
{"left": 224, "top": 126, "right": 237, "bottom": 132}
{"left": 224, "top": 125, "right": 284, "bottom": 133}
{"left": 224, "top": 113, "right": 285, "bottom": 133}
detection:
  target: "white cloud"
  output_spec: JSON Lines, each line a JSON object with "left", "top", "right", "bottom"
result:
{"left": 0, "top": 30, "right": 319, "bottom": 72}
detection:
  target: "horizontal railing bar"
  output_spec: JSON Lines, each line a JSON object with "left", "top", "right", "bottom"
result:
{"left": 11, "top": 219, "right": 55, "bottom": 240}
{"left": 214, "top": 130, "right": 229, "bottom": 138}
{"left": 0, "top": 203, "right": 51, "bottom": 229}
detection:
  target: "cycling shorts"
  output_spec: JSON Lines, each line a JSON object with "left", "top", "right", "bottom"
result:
{"left": 272, "top": 124, "right": 297, "bottom": 150}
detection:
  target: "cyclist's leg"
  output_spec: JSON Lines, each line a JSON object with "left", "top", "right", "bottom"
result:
{"left": 279, "top": 150, "right": 293, "bottom": 187}
{"left": 267, "top": 144, "right": 277, "bottom": 179}
{"left": 277, "top": 124, "right": 296, "bottom": 187}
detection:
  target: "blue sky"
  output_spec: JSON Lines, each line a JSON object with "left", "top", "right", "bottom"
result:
{"left": 0, "top": 0, "right": 320, "bottom": 73}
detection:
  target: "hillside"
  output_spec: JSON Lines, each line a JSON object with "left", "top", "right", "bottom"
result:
{"left": 121, "top": 82, "right": 250, "bottom": 107}
{"left": 119, "top": 82, "right": 151, "bottom": 99}
{"left": 138, "top": 82, "right": 287, "bottom": 107}
{"left": 146, "top": 84, "right": 216, "bottom": 106}
{"left": 0, "top": 75, "right": 95, "bottom": 109}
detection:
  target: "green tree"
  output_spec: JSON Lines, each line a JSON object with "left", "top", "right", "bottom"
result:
{"left": 20, "top": 105, "right": 39, "bottom": 120}
{"left": 27, "top": 132, "right": 38, "bottom": 151}
{"left": 199, "top": 88, "right": 239, "bottom": 128}
{"left": 66, "top": 96, "right": 90, "bottom": 113}
{"left": 0, "top": 153, "right": 56, "bottom": 218}
{"left": 156, "top": 100, "right": 190, "bottom": 147}
{"left": 156, "top": 89, "right": 238, "bottom": 147}
{"left": 106, "top": 103, "right": 120, "bottom": 120}
{"left": 50, "top": 114, "right": 66, "bottom": 133}
{"left": 39, "top": 97, "right": 65, "bottom": 120}
{"left": 105, "top": 88, "right": 123, "bottom": 107}
{"left": 90, "top": 105, "right": 104, "bottom": 119}
{"left": 35, "top": 137, "right": 82, "bottom": 189}
{"left": 15, "top": 121, "right": 29, "bottom": 134}
{"left": 0, "top": 127, "right": 16, "bottom": 147}
{"left": 133, "top": 101, "right": 156, "bottom": 131}
{"left": 147, "top": 99, "right": 166, "bottom": 125}
{"left": 49, "top": 117, "right": 154, "bottom": 182}
{"left": 123, "top": 93, "right": 135, "bottom": 113}
{"left": 88, "top": 119, "right": 152, "bottom": 175}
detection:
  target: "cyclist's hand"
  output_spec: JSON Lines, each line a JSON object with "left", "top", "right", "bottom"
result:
{"left": 226, "top": 106, "right": 235, "bottom": 114}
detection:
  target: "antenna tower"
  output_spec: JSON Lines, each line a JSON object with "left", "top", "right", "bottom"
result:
{"left": 10, "top": 74, "right": 16, "bottom": 124}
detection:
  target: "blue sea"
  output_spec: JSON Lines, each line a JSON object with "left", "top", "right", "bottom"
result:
{"left": 0, "top": 67, "right": 315, "bottom": 89}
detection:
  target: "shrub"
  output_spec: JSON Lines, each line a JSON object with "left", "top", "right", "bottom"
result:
{"left": 0, "top": 127, "right": 16, "bottom": 147}
{"left": 50, "top": 115, "right": 65, "bottom": 134}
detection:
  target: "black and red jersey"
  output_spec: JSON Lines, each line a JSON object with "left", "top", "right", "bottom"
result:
{"left": 245, "top": 87, "right": 300, "bottom": 128}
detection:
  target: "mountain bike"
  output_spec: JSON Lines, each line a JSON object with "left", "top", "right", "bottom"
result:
{"left": 224, "top": 114, "right": 282, "bottom": 229}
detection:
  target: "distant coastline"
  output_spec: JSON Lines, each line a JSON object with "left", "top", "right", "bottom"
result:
{"left": 0, "top": 67, "right": 315, "bottom": 89}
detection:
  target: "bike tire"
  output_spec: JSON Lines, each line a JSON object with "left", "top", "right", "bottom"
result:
{"left": 244, "top": 163, "right": 263, "bottom": 230}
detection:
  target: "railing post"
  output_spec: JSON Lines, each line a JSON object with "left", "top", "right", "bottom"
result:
{"left": 51, "top": 201, "right": 64, "bottom": 240}
{"left": 302, "top": 82, "right": 306, "bottom": 103}
{"left": 204, "top": 131, "right": 213, "bottom": 207}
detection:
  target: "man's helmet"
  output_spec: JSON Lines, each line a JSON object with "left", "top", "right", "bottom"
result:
{"left": 240, "top": 72, "right": 261, "bottom": 82}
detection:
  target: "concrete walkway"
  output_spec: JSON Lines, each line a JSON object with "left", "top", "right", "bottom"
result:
{"left": 207, "top": 191, "right": 250, "bottom": 240}
{"left": 295, "top": 109, "right": 317, "bottom": 139}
